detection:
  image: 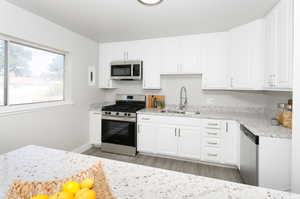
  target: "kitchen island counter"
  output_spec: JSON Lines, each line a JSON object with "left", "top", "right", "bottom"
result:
{"left": 0, "top": 145, "right": 298, "bottom": 199}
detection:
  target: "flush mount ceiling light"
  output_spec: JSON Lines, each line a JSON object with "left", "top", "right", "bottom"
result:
{"left": 138, "top": 0, "right": 163, "bottom": 6}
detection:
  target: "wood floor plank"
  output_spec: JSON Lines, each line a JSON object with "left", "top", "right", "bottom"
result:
{"left": 83, "top": 148, "right": 243, "bottom": 184}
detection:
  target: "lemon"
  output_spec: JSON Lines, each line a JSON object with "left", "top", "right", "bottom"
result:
{"left": 49, "top": 193, "right": 59, "bottom": 199}
{"left": 63, "top": 181, "right": 81, "bottom": 194}
{"left": 75, "top": 189, "right": 96, "bottom": 199}
{"left": 56, "top": 191, "right": 74, "bottom": 199}
{"left": 31, "top": 195, "right": 49, "bottom": 199}
{"left": 75, "top": 188, "right": 89, "bottom": 198}
{"left": 80, "top": 179, "right": 94, "bottom": 189}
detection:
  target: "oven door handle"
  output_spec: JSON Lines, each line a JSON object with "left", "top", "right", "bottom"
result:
{"left": 102, "top": 116, "right": 136, "bottom": 122}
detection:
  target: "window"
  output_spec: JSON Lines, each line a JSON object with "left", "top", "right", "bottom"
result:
{"left": 0, "top": 40, "right": 4, "bottom": 106}
{"left": 0, "top": 40, "right": 65, "bottom": 107}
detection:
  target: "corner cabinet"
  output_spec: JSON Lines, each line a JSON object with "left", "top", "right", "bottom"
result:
{"left": 228, "top": 19, "right": 265, "bottom": 90}
{"left": 265, "top": 0, "right": 293, "bottom": 90}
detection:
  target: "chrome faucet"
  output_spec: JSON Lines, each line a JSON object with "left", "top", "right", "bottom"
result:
{"left": 179, "top": 86, "right": 188, "bottom": 110}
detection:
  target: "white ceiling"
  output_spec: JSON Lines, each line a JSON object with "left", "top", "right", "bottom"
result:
{"left": 6, "top": 0, "right": 279, "bottom": 42}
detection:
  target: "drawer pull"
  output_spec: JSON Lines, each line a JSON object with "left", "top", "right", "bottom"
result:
{"left": 207, "top": 132, "right": 218, "bottom": 135}
{"left": 207, "top": 123, "right": 219, "bottom": 126}
{"left": 142, "top": 118, "right": 151, "bottom": 120}
{"left": 207, "top": 142, "right": 218, "bottom": 145}
{"left": 207, "top": 153, "right": 218, "bottom": 157}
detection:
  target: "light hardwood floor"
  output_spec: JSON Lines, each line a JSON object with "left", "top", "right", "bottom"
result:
{"left": 83, "top": 148, "right": 243, "bottom": 184}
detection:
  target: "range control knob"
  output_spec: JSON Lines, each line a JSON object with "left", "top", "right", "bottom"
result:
{"left": 106, "top": 112, "right": 111, "bottom": 115}
{"left": 127, "top": 113, "right": 131, "bottom": 117}
{"left": 116, "top": 112, "right": 119, "bottom": 116}
{"left": 124, "top": 113, "right": 128, "bottom": 116}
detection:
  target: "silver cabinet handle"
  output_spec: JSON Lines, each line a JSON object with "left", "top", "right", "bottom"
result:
{"left": 207, "top": 123, "right": 219, "bottom": 126}
{"left": 141, "top": 118, "right": 151, "bottom": 120}
{"left": 207, "top": 142, "right": 218, "bottom": 145}
{"left": 179, "top": 128, "right": 181, "bottom": 137}
{"left": 226, "top": 122, "right": 228, "bottom": 132}
{"left": 207, "top": 153, "right": 218, "bottom": 157}
{"left": 93, "top": 112, "right": 101, "bottom": 115}
{"left": 175, "top": 128, "right": 177, "bottom": 136}
{"left": 207, "top": 132, "right": 217, "bottom": 135}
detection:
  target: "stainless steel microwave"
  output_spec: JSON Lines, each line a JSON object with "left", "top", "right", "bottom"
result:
{"left": 110, "top": 61, "right": 143, "bottom": 80}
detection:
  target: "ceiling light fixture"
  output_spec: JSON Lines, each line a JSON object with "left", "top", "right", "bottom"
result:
{"left": 138, "top": 0, "right": 163, "bottom": 6}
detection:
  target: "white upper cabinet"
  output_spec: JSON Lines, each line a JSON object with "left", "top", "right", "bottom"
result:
{"left": 265, "top": 0, "right": 293, "bottom": 90}
{"left": 202, "top": 32, "right": 229, "bottom": 90}
{"left": 228, "top": 19, "right": 265, "bottom": 90}
{"left": 99, "top": 43, "right": 115, "bottom": 89}
{"left": 161, "top": 35, "right": 202, "bottom": 74}
{"left": 140, "top": 39, "right": 162, "bottom": 89}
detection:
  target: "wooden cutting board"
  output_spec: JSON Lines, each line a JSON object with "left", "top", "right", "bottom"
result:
{"left": 147, "top": 95, "right": 165, "bottom": 109}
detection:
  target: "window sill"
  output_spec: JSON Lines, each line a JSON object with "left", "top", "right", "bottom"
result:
{"left": 0, "top": 101, "right": 74, "bottom": 117}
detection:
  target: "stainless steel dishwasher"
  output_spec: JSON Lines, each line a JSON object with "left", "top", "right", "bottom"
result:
{"left": 240, "top": 125, "right": 259, "bottom": 186}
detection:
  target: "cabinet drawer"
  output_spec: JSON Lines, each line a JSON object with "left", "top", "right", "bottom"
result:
{"left": 203, "top": 120, "right": 222, "bottom": 129}
{"left": 203, "top": 137, "right": 221, "bottom": 147}
{"left": 202, "top": 147, "right": 221, "bottom": 163}
{"left": 203, "top": 128, "right": 221, "bottom": 137}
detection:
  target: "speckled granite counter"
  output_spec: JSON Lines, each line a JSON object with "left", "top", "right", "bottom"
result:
{"left": 0, "top": 145, "right": 298, "bottom": 199}
{"left": 138, "top": 108, "right": 292, "bottom": 139}
{"left": 89, "top": 102, "right": 114, "bottom": 112}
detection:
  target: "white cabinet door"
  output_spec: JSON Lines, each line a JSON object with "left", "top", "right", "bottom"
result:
{"left": 160, "top": 37, "right": 181, "bottom": 74}
{"left": 265, "top": 0, "right": 293, "bottom": 90}
{"left": 276, "top": 0, "right": 293, "bottom": 89}
{"left": 180, "top": 35, "right": 202, "bottom": 74}
{"left": 259, "top": 137, "right": 291, "bottom": 191}
{"left": 109, "top": 42, "right": 128, "bottom": 61}
{"left": 177, "top": 127, "right": 202, "bottom": 160}
{"left": 157, "top": 125, "right": 178, "bottom": 156}
{"left": 141, "top": 39, "right": 161, "bottom": 89}
{"left": 229, "top": 20, "right": 265, "bottom": 90}
{"left": 126, "top": 40, "right": 142, "bottom": 60}
{"left": 222, "top": 121, "right": 239, "bottom": 166}
{"left": 202, "top": 33, "right": 229, "bottom": 89}
{"left": 89, "top": 111, "right": 101, "bottom": 145}
{"left": 137, "top": 123, "right": 157, "bottom": 153}
{"left": 99, "top": 43, "right": 115, "bottom": 89}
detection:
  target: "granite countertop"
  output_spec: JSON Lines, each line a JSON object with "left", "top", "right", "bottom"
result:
{"left": 0, "top": 145, "right": 299, "bottom": 199}
{"left": 137, "top": 108, "right": 292, "bottom": 139}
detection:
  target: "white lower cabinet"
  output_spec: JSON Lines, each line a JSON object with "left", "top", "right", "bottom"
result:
{"left": 157, "top": 125, "right": 178, "bottom": 156}
{"left": 89, "top": 111, "right": 102, "bottom": 145}
{"left": 137, "top": 123, "right": 158, "bottom": 153}
{"left": 177, "top": 127, "right": 202, "bottom": 159}
{"left": 137, "top": 114, "right": 239, "bottom": 166}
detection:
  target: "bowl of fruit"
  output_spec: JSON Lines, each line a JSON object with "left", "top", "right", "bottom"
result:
{"left": 6, "top": 162, "right": 115, "bottom": 199}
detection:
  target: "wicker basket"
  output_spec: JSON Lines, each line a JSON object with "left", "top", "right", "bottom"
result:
{"left": 7, "top": 162, "right": 115, "bottom": 199}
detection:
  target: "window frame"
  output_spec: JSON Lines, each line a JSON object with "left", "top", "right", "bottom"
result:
{"left": 0, "top": 34, "right": 68, "bottom": 109}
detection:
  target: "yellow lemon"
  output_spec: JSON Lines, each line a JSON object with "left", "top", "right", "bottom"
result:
{"left": 75, "top": 188, "right": 89, "bottom": 199}
{"left": 56, "top": 191, "right": 74, "bottom": 199}
{"left": 80, "top": 179, "right": 94, "bottom": 189}
{"left": 49, "top": 193, "right": 60, "bottom": 199}
{"left": 75, "top": 189, "right": 96, "bottom": 199}
{"left": 63, "top": 181, "right": 81, "bottom": 194}
{"left": 30, "top": 195, "right": 49, "bottom": 199}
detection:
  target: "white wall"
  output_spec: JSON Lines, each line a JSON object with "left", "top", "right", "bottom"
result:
{"left": 292, "top": 0, "right": 300, "bottom": 193}
{"left": 0, "top": 0, "right": 104, "bottom": 154}
{"left": 104, "top": 76, "right": 292, "bottom": 110}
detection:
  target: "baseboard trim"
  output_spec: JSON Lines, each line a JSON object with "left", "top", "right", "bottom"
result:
{"left": 72, "top": 143, "right": 92, "bottom": 154}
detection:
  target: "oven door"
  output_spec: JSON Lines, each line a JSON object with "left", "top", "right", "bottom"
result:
{"left": 111, "top": 64, "right": 132, "bottom": 79}
{"left": 102, "top": 118, "right": 136, "bottom": 147}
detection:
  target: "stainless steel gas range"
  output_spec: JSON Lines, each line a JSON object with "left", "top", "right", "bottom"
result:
{"left": 101, "top": 94, "right": 146, "bottom": 156}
